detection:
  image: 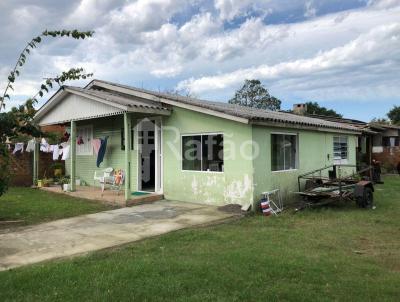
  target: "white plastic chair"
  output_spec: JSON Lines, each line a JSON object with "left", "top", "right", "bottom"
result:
{"left": 94, "top": 167, "right": 114, "bottom": 189}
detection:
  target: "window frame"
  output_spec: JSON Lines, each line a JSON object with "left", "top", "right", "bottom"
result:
{"left": 76, "top": 125, "right": 93, "bottom": 156}
{"left": 121, "top": 127, "right": 135, "bottom": 151}
{"left": 333, "top": 136, "right": 348, "bottom": 164}
{"left": 271, "top": 132, "right": 299, "bottom": 172}
{"left": 181, "top": 132, "right": 224, "bottom": 173}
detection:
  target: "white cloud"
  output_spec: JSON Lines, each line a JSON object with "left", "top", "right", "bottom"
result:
{"left": 304, "top": 1, "right": 317, "bottom": 18}
{"left": 177, "top": 23, "right": 400, "bottom": 94}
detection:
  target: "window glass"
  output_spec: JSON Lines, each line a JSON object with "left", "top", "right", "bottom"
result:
{"left": 182, "top": 134, "right": 224, "bottom": 172}
{"left": 202, "top": 134, "right": 224, "bottom": 172}
{"left": 271, "top": 134, "right": 297, "bottom": 171}
{"left": 182, "top": 135, "right": 201, "bottom": 171}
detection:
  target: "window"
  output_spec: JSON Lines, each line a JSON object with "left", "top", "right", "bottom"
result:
{"left": 76, "top": 125, "right": 93, "bottom": 155}
{"left": 182, "top": 134, "right": 224, "bottom": 172}
{"left": 333, "top": 136, "right": 348, "bottom": 163}
{"left": 271, "top": 134, "right": 297, "bottom": 171}
{"left": 121, "top": 127, "right": 134, "bottom": 150}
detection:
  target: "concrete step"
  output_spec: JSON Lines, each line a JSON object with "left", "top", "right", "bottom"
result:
{"left": 126, "top": 194, "right": 164, "bottom": 207}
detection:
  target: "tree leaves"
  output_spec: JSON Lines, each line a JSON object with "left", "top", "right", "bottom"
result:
{"left": 229, "top": 79, "right": 281, "bottom": 111}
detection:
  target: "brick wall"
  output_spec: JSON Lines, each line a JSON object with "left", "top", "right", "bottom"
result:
{"left": 9, "top": 149, "right": 65, "bottom": 187}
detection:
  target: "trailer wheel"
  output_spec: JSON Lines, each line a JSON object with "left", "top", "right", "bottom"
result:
{"left": 356, "top": 187, "right": 373, "bottom": 208}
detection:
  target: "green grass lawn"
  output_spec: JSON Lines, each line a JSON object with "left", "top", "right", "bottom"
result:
{"left": 0, "top": 177, "right": 399, "bottom": 301}
{"left": 0, "top": 187, "right": 114, "bottom": 229}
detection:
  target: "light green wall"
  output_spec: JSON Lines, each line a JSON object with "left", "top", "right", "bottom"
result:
{"left": 65, "top": 115, "right": 138, "bottom": 191}
{"left": 162, "top": 107, "right": 254, "bottom": 206}
{"left": 252, "top": 125, "right": 357, "bottom": 205}
{"left": 64, "top": 108, "right": 358, "bottom": 208}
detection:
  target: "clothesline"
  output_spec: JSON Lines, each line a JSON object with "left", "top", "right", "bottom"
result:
{"left": 9, "top": 135, "right": 109, "bottom": 166}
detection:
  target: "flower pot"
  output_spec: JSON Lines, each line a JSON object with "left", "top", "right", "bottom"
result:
{"left": 37, "top": 180, "right": 43, "bottom": 188}
{"left": 63, "top": 184, "right": 70, "bottom": 192}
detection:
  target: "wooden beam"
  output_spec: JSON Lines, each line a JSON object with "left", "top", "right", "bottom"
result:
{"left": 70, "top": 120, "right": 76, "bottom": 191}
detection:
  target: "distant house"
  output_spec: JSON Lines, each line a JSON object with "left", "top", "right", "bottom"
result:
{"left": 293, "top": 104, "right": 400, "bottom": 173}
{"left": 33, "top": 80, "right": 361, "bottom": 208}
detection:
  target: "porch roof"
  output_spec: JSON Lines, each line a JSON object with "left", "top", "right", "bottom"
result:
{"left": 34, "top": 86, "right": 171, "bottom": 126}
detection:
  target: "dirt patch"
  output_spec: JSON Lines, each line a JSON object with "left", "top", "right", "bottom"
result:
{"left": 218, "top": 204, "right": 244, "bottom": 214}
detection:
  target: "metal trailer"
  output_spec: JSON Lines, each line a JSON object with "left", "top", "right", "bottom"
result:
{"left": 295, "top": 164, "right": 374, "bottom": 210}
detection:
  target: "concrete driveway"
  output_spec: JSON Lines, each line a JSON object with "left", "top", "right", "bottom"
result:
{"left": 0, "top": 201, "right": 238, "bottom": 271}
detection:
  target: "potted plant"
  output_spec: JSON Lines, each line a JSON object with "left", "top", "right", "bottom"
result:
{"left": 51, "top": 163, "right": 64, "bottom": 177}
{"left": 59, "top": 176, "right": 70, "bottom": 191}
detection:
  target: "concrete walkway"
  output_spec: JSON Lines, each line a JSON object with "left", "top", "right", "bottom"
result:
{"left": 0, "top": 201, "right": 237, "bottom": 271}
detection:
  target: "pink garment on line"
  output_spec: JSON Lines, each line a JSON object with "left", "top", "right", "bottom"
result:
{"left": 91, "top": 139, "right": 101, "bottom": 155}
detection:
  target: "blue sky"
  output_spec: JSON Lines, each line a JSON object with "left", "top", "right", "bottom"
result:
{"left": 0, "top": 0, "right": 399, "bottom": 121}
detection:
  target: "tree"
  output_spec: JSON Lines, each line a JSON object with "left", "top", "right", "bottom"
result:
{"left": 305, "top": 102, "right": 342, "bottom": 118}
{"left": 370, "top": 117, "right": 389, "bottom": 125}
{"left": 229, "top": 79, "right": 281, "bottom": 111}
{"left": 0, "top": 30, "right": 94, "bottom": 196}
{"left": 387, "top": 105, "right": 400, "bottom": 125}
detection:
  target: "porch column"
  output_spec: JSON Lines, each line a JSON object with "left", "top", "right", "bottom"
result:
{"left": 124, "top": 112, "right": 131, "bottom": 201}
{"left": 33, "top": 139, "right": 39, "bottom": 186}
{"left": 70, "top": 120, "right": 76, "bottom": 192}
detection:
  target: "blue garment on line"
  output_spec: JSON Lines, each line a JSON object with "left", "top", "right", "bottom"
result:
{"left": 96, "top": 136, "right": 108, "bottom": 168}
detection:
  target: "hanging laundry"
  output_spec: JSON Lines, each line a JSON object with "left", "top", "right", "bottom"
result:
{"left": 40, "top": 138, "right": 50, "bottom": 152}
{"left": 13, "top": 143, "right": 24, "bottom": 154}
{"left": 91, "top": 138, "right": 101, "bottom": 155}
{"left": 26, "top": 139, "right": 35, "bottom": 152}
{"left": 96, "top": 137, "right": 108, "bottom": 167}
{"left": 77, "top": 136, "right": 84, "bottom": 145}
{"left": 61, "top": 145, "right": 70, "bottom": 160}
{"left": 51, "top": 145, "right": 60, "bottom": 160}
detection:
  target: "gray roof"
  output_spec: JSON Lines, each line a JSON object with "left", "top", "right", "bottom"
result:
{"left": 84, "top": 79, "right": 361, "bottom": 133}
{"left": 65, "top": 86, "right": 170, "bottom": 112}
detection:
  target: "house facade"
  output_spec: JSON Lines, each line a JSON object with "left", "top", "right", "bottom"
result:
{"left": 34, "top": 80, "right": 361, "bottom": 208}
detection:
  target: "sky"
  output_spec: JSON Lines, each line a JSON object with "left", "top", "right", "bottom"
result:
{"left": 0, "top": 0, "right": 399, "bottom": 121}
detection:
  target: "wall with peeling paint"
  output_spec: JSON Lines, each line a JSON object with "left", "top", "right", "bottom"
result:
{"left": 252, "top": 125, "right": 357, "bottom": 206}
{"left": 162, "top": 107, "right": 254, "bottom": 206}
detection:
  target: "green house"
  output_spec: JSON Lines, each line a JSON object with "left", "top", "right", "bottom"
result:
{"left": 34, "top": 80, "right": 361, "bottom": 208}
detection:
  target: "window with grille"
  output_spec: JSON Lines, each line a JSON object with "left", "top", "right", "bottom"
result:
{"left": 76, "top": 125, "right": 93, "bottom": 155}
{"left": 333, "top": 136, "right": 348, "bottom": 163}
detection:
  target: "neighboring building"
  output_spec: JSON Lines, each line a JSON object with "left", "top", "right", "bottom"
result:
{"left": 292, "top": 104, "right": 400, "bottom": 173}
{"left": 33, "top": 80, "right": 361, "bottom": 208}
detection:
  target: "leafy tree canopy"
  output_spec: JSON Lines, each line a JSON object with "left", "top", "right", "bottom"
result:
{"left": 229, "top": 79, "right": 281, "bottom": 111}
{"left": 305, "top": 102, "right": 342, "bottom": 118}
{"left": 387, "top": 105, "right": 400, "bottom": 125}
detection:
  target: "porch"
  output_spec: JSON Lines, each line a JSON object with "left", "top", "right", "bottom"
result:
{"left": 33, "top": 85, "right": 171, "bottom": 201}
{"left": 41, "top": 185, "right": 164, "bottom": 207}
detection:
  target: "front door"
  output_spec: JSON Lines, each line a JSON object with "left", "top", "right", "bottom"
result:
{"left": 138, "top": 118, "right": 162, "bottom": 193}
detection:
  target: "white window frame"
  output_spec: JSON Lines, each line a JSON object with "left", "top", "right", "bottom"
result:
{"left": 76, "top": 125, "right": 93, "bottom": 156}
{"left": 333, "top": 136, "right": 348, "bottom": 164}
{"left": 181, "top": 132, "right": 224, "bottom": 173}
{"left": 271, "top": 132, "right": 299, "bottom": 172}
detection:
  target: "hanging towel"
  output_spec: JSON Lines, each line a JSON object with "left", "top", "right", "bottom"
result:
{"left": 61, "top": 145, "right": 70, "bottom": 160}
{"left": 52, "top": 145, "right": 60, "bottom": 160}
{"left": 13, "top": 143, "right": 24, "bottom": 154}
{"left": 91, "top": 139, "right": 101, "bottom": 155}
{"left": 26, "top": 139, "right": 35, "bottom": 152}
{"left": 96, "top": 137, "right": 108, "bottom": 167}
{"left": 40, "top": 138, "right": 50, "bottom": 152}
